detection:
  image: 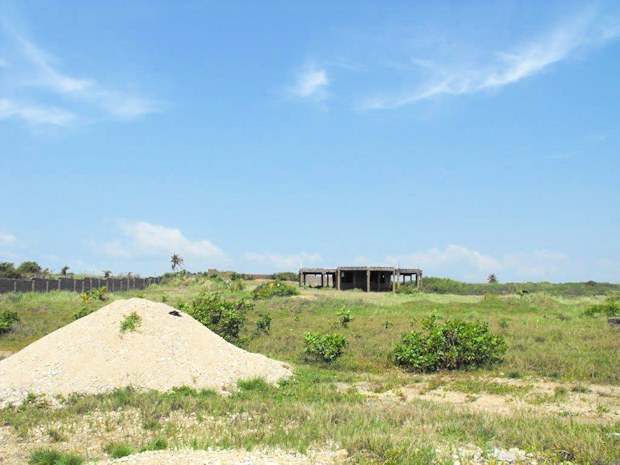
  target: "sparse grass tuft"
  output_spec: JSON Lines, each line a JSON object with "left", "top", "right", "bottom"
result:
{"left": 103, "top": 442, "right": 134, "bottom": 458}
{"left": 120, "top": 312, "right": 142, "bottom": 333}
{"left": 30, "top": 449, "right": 83, "bottom": 465}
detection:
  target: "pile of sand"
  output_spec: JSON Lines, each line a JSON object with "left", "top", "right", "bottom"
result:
{"left": 0, "top": 298, "right": 291, "bottom": 406}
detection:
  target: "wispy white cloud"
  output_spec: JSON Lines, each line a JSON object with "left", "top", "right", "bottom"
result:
{"left": 387, "top": 245, "right": 568, "bottom": 281}
{"left": 91, "top": 221, "right": 226, "bottom": 268}
{"left": 0, "top": 20, "right": 160, "bottom": 125}
{"left": 0, "top": 232, "right": 17, "bottom": 246}
{"left": 242, "top": 251, "right": 321, "bottom": 270}
{"left": 289, "top": 65, "right": 329, "bottom": 101}
{"left": 363, "top": 11, "right": 620, "bottom": 109}
{"left": 0, "top": 98, "right": 75, "bottom": 125}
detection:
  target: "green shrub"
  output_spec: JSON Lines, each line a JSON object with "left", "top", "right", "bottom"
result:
{"left": 103, "top": 442, "right": 133, "bottom": 458}
{"left": 336, "top": 307, "right": 352, "bottom": 327}
{"left": 583, "top": 297, "right": 620, "bottom": 317}
{"left": 393, "top": 314, "right": 507, "bottom": 372}
{"left": 143, "top": 437, "right": 168, "bottom": 451}
{"left": 0, "top": 310, "right": 19, "bottom": 335}
{"left": 303, "top": 332, "right": 348, "bottom": 363}
{"left": 256, "top": 313, "right": 272, "bottom": 334}
{"left": 120, "top": 312, "right": 142, "bottom": 333}
{"left": 273, "top": 271, "right": 298, "bottom": 281}
{"left": 184, "top": 291, "right": 253, "bottom": 342}
{"left": 252, "top": 281, "right": 298, "bottom": 300}
{"left": 80, "top": 286, "right": 107, "bottom": 303}
{"left": 30, "top": 449, "right": 84, "bottom": 465}
{"left": 72, "top": 306, "right": 93, "bottom": 320}
{"left": 0, "top": 262, "right": 22, "bottom": 278}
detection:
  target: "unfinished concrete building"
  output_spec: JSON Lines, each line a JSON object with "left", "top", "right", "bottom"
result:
{"left": 298, "top": 266, "right": 422, "bottom": 292}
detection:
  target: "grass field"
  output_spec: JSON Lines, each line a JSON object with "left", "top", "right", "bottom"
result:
{"left": 0, "top": 278, "right": 618, "bottom": 464}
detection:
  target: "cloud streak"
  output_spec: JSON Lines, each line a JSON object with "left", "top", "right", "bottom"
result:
{"left": 387, "top": 245, "right": 569, "bottom": 281}
{"left": 289, "top": 65, "right": 329, "bottom": 101}
{"left": 363, "top": 11, "right": 620, "bottom": 109}
{"left": 0, "top": 20, "right": 159, "bottom": 125}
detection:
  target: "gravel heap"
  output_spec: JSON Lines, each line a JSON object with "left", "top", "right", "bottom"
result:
{"left": 0, "top": 298, "right": 291, "bottom": 406}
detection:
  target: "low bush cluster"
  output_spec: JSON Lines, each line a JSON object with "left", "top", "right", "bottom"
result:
{"left": 180, "top": 291, "right": 253, "bottom": 342}
{"left": 583, "top": 297, "right": 620, "bottom": 317}
{"left": 303, "top": 332, "right": 348, "bottom": 363}
{"left": 252, "top": 281, "right": 298, "bottom": 300}
{"left": 255, "top": 313, "right": 272, "bottom": 334}
{"left": 0, "top": 310, "right": 19, "bottom": 335}
{"left": 393, "top": 314, "right": 507, "bottom": 372}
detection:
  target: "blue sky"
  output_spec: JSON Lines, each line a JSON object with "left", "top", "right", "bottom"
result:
{"left": 1, "top": 1, "right": 619, "bottom": 282}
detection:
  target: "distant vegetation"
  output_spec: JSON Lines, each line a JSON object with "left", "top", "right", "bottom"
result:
{"left": 583, "top": 296, "right": 620, "bottom": 317}
{"left": 252, "top": 281, "right": 299, "bottom": 300}
{"left": 397, "top": 276, "right": 620, "bottom": 297}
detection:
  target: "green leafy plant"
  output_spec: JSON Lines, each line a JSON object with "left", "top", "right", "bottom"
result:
{"left": 303, "top": 332, "right": 348, "bottom": 363}
{"left": 120, "top": 312, "right": 142, "bottom": 333}
{"left": 256, "top": 313, "right": 272, "bottom": 334}
{"left": 0, "top": 310, "right": 19, "bottom": 335}
{"left": 72, "top": 306, "right": 93, "bottom": 320}
{"left": 184, "top": 291, "right": 253, "bottom": 342}
{"left": 392, "top": 313, "right": 507, "bottom": 372}
{"left": 80, "top": 286, "right": 107, "bottom": 303}
{"left": 337, "top": 307, "right": 353, "bottom": 328}
{"left": 252, "top": 281, "right": 298, "bottom": 300}
{"left": 583, "top": 297, "right": 620, "bottom": 317}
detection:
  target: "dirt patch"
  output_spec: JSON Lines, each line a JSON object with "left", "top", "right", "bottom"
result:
{"left": 0, "top": 298, "right": 291, "bottom": 407}
{"left": 342, "top": 376, "right": 620, "bottom": 424}
{"left": 89, "top": 448, "right": 349, "bottom": 465}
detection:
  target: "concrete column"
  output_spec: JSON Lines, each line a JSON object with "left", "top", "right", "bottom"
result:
{"left": 418, "top": 271, "right": 423, "bottom": 289}
{"left": 391, "top": 272, "right": 396, "bottom": 292}
{"left": 31, "top": 279, "right": 35, "bottom": 292}
{"left": 336, "top": 270, "right": 341, "bottom": 290}
{"left": 298, "top": 272, "right": 302, "bottom": 287}
{"left": 321, "top": 272, "right": 325, "bottom": 288}
{"left": 366, "top": 270, "right": 371, "bottom": 292}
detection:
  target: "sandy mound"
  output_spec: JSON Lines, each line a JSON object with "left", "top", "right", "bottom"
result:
{"left": 0, "top": 298, "right": 291, "bottom": 406}
{"left": 90, "top": 448, "right": 348, "bottom": 465}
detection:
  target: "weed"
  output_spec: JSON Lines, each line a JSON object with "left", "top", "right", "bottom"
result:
{"left": 337, "top": 307, "right": 353, "bottom": 328}
{"left": 72, "top": 306, "right": 92, "bottom": 320}
{"left": 30, "top": 449, "right": 83, "bottom": 465}
{"left": 571, "top": 384, "right": 591, "bottom": 394}
{"left": 103, "top": 442, "right": 134, "bottom": 458}
{"left": 255, "top": 313, "right": 272, "bottom": 335}
{"left": 583, "top": 297, "right": 620, "bottom": 317}
{"left": 120, "top": 312, "right": 142, "bottom": 333}
{"left": 143, "top": 437, "right": 168, "bottom": 451}
{"left": 46, "top": 428, "right": 67, "bottom": 442}
{"left": 0, "top": 310, "right": 19, "bottom": 335}
{"left": 303, "top": 332, "right": 348, "bottom": 363}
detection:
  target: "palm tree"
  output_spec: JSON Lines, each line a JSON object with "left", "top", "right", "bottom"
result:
{"left": 487, "top": 274, "right": 498, "bottom": 284}
{"left": 171, "top": 253, "right": 184, "bottom": 271}
{"left": 103, "top": 270, "right": 112, "bottom": 278}
{"left": 61, "top": 266, "right": 70, "bottom": 276}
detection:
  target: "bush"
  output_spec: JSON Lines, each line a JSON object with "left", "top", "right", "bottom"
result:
{"left": 0, "top": 262, "right": 21, "bottom": 278}
{"left": 272, "top": 272, "right": 298, "bottom": 281}
{"left": 337, "top": 307, "right": 352, "bottom": 327}
{"left": 0, "top": 310, "right": 19, "bottom": 335}
{"left": 72, "top": 306, "right": 94, "bottom": 320}
{"left": 393, "top": 314, "right": 507, "bottom": 372}
{"left": 256, "top": 313, "right": 272, "bottom": 334}
{"left": 252, "top": 281, "right": 298, "bottom": 300}
{"left": 303, "top": 332, "right": 348, "bottom": 363}
{"left": 184, "top": 291, "right": 253, "bottom": 342}
{"left": 17, "top": 261, "right": 43, "bottom": 275}
{"left": 583, "top": 297, "right": 620, "bottom": 317}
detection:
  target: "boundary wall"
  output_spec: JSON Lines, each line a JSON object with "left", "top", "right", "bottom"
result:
{"left": 0, "top": 277, "right": 161, "bottom": 295}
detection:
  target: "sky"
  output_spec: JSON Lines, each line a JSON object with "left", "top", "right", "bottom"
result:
{"left": 1, "top": 1, "right": 619, "bottom": 282}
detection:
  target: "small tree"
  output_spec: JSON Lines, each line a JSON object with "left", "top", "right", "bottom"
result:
{"left": 17, "top": 261, "right": 42, "bottom": 275}
{"left": 487, "top": 274, "right": 498, "bottom": 284}
{"left": 61, "top": 266, "right": 70, "bottom": 276}
{"left": 103, "top": 270, "right": 112, "bottom": 278}
{"left": 171, "top": 253, "right": 184, "bottom": 271}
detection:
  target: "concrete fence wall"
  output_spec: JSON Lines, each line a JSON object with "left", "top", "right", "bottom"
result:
{"left": 0, "top": 276, "right": 161, "bottom": 295}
